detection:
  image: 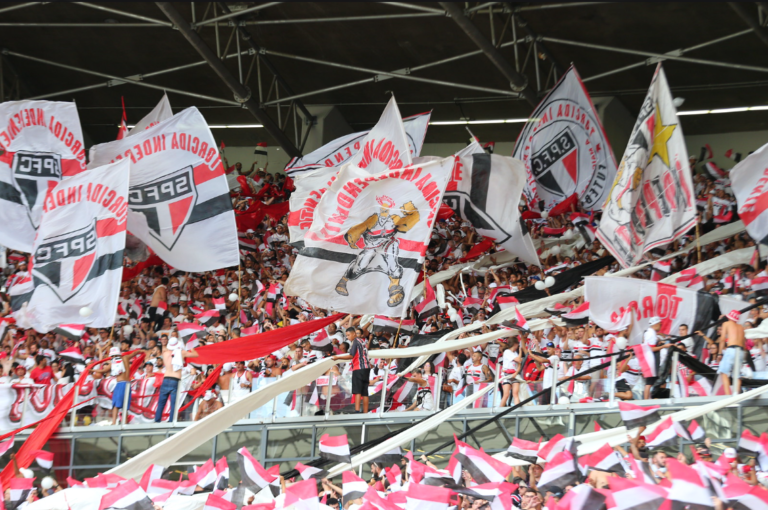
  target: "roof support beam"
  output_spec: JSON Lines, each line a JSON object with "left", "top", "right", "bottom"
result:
{"left": 155, "top": 1, "right": 301, "bottom": 157}
{"left": 73, "top": 2, "right": 173, "bottom": 27}
{"left": 439, "top": 1, "right": 537, "bottom": 105}
{"left": 192, "top": 2, "right": 281, "bottom": 28}
{"left": 0, "top": 2, "right": 41, "bottom": 15}
{"left": 728, "top": 2, "right": 768, "bottom": 49}
{"left": 215, "top": 2, "right": 314, "bottom": 122}
{"left": 540, "top": 36, "right": 768, "bottom": 74}
{"left": 2, "top": 49, "right": 241, "bottom": 105}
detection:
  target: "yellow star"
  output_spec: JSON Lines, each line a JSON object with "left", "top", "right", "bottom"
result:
{"left": 647, "top": 105, "right": 677, "bottom": 167}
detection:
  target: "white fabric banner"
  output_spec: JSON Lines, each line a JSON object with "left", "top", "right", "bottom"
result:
{"left": 0, "top": 100, "right": 88, "bottom": 252}
{"left": 287, "top": 97, "right": 421, "bottom": 246}
{"left": 444, "top": 142, "right": 540, "bottom": 266}
{"left": 89, "top": 107, "right": 239, "bottom": 272}
{"left": 729, "top": 141, "right": 768, "bottom": 245}
{"left": 597, "top": 64, "right": 696, "bottom": 268}
{"left": 512, "top": 66, "right": 617, "bottom": 212}
{"left": 285, "top": 157, "right": 453, "bottom": 316}
{"left": 584, "top": 276, "right": 715, "bottom": 345}
{"left": 284, "top": 108, "right": 430, "bottom": 177}
{"left": 129, "top": 94, "right": 173, "bottom": 135}
{"left": 10, "top": 160, "right": 129, "bottom": 332}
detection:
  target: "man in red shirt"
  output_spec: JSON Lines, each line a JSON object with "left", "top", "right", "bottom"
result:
{"left": 29, "top": 356, "right": 54, "bottom": 385}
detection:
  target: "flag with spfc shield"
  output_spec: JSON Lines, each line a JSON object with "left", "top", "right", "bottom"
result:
{"left": 89, "top": 107, "right": 239, "bottom": 272}
{"left": 0, "top": 100, "right": 88, "bottom": 252}
{"left": 10, "top": 159, "right": 129, "bottom": 333}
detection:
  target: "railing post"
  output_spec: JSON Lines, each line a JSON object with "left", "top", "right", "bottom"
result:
{"left": 670, "top": 350, "right": 679, "bottom": 402}
{"left": 172, "top": 379, "right": 182, "bottom": 425}
{"left": 324, "top": 376, "right": 333, "bottom": 419}
{"left": 549, "top": 365, "right": 557, "bottom": 407}
{"left": 121, "top": 380, "right": 131, "bottom": 426}
{"left": 434, "top": 371, "right": 443, "bottom": 413}
{"left": 70, "top": 383, "right": 79, "bottom": 428}
{"left": 270, "top": 375, "right": 279, "bottom": 423}
{"left": 192, "top": 394, "right": 200, "bottom": 422}
{"left": 378, "top": 366, "right": 390, "bottom": 418}
{"left": 492, "top": 362, "right": 501, "bottom": 411}
{"left": 608, "top": 355, "right": 617, "bottom": 405}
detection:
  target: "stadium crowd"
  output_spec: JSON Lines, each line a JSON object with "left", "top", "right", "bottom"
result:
{"left": 0, "top": 152, "right": 766, "bottom": 424}
{"left": 1, "top": 150, "right": 767, "bottom": 509}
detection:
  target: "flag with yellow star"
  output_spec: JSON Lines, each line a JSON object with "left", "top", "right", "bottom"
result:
{"left": 596, "top": 64, "right": 696, "bottom": 268}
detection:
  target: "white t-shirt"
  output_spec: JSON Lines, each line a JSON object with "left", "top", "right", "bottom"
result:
{"left": 643, "top": 328, "right": 658, "bottom": 346}
{"left": 618, "top": 357, "right": 642, "bottom": 387}
{"left": 502, "top": 348, "right": 519, "bottom": 374}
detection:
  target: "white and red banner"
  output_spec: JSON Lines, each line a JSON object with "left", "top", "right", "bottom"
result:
{"left": 318, "top": 433, "right": 351, "bottom": 463}
{"left": 596, "top": 65, "right": 696, "bottom": 268}
{"left": 584, "top": 277, "right": 717, "bottom": 345}
{"left": 287, "top": 97, "right": 420, "bottom": 246}
{"left": 512, "top": 66, "right": 616, "bottom": 212}
{"left": 0, "top": 100, "right": 88, "bottom": 252}
{"left": 88, "top": 107, "right": 239, "bottom": 272}
{"left": 285, "top": 156, "right": 453, "bottom": 316}
{"left": 444, "top": 142, "right": 539, "bottom": 266}
{"left": 10, "top": 159, "right": 129, "bottom": 332}
{"left": 284, "top": 108, "right": 430, "bottom": 177}
{"left": 729, "top": 141, "right": 768, "bottom": 245}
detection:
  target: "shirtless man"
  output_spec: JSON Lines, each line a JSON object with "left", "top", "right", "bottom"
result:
{"left": 91, "top": 344, "right": 143, "bottom": 425}
{"left": 149, "top": 276, "right": 169, "bottom": 328}
{"left": 154, "top": 337, "right": 198, "bottom": 422}
{"left": 718, "top": 310, "right": 745, "bottom": 395}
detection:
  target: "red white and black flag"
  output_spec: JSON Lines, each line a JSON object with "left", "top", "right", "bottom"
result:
{"left": 98, "top": 479, "right": 154, "bottom": 510}
{"left": 371, "top": 316, "right": 417, "bottom": 335}
{"left": 597, "top": 64, "right": 696, "bottom": 268}
{"left": 9, "top": 478, "right": 35, "bottom": 509}
{"left": 284, "top": 109, "right": 430, "bottom": 177}
{"left": 513, "top": 66, "right": 617, "bottom": 212}
{"left": 0, "top": 100, "right": 88, "bottom": 253}
{"left": 537, "top": 451, "right": 581, "bottom": 493}
{"left": 89, "top": 107, "right": 239, "bottom": 272}
{"left": 444, "top": 141, "right": 540, "bottom": 266}
{"left": 607, "top": 476, "right": 668, "bottom": 510}
{"left": 415, "top": 277, "right": 440, "bottom": 321}
{"left": 237, "top": 447, "right": 275, "bottom": 491}
{"left": 584, "top": 277, "right": 717, "bottom": 345}
{"left": 505, "top": 438, "right": 541, "bottom": 464}
{"left": 295, "top": 462, "right": 329, "bottom": 481}
{"left": 619, "top": 402, "right": 661, "bottom": 429}
{"left": 10, "top": 159, "right": 129, "bottom": 332}
{"left": 54, "top": 324, "right": 86, "bottom": 342}
{"left": 318, "top": 434, "right": 351, "bottom": 463}
{"left": 285, "top": 156, "right": 453, "bottom": 317}
{"left": 342, "top": 471, "right": 368, "bottom": 505}
{"left": 730, "top": 142, "right": 768, "bottom": 245}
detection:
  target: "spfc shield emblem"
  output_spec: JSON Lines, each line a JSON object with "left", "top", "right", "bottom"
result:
{"left": 128, "top": 165, "right": 197, "bottom": 250}
{"left": 32, "top": 221, "right": 97, "bottom": 303}
{"left": 530, "top": 127, "right": 579, "bottom": 199}
{"left": 11, "top": 151, "right": 62, "bottom": 228}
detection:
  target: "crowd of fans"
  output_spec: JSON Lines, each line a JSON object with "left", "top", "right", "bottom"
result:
{"left": 0, "top": 153, "right": 765, "bottom": 426}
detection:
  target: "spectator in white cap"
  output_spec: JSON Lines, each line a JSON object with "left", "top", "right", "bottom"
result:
{"left": 718, "top": 309, "right": 745, "bottom": 395}
{"left": 643, "top": 316, "right": 673, "bottom": 400}
{"left": 195, "top": 389, "right": 222, "bottom": 421}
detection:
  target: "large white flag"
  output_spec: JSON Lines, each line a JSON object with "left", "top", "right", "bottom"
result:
{"left": 10, "top": 159, "right": 129, "bottom": 332}
{"left": 597, "top": 65, "right": 696, "bottom": 268}
{"left": 130, "top": 94, "right": 173, "bottom": 135}
{"left": 89, "top": 107, "right": 239, "bottom": 272}
{"left": 284, "top": 109, "right": 430, "bottom": 177}
{"left": 584, "top": 276, "right": 717, "bottom": 345}
{"left": 285, "top": 157, "right": 453, "bottom": 316}
{"left": 729, "top": 142, "right": 768, "bottom": 245}
{"left": 287, "top": 96, "right": 420, "bottom": 246}
{"left": 513, "top": 66, "right": 616, "bottom": 212}
{"left": 0, "top": 100, "right": 87, "bottom": 252}
{"left": 444, "top": 142, "right": 540, "bottom": 266}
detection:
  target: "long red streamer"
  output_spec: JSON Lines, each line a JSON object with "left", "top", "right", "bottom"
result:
{"left": 179, "top": 365, "right": 224, "bottom": 413}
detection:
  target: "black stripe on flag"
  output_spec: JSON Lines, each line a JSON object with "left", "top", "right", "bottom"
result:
{"left": 622, "top": 412, "right": 661, "bottom": 430}
{"left": 188, "top": 193, "right": 233, "bottom": 225}
{"left": 88, "top": 250, "right": 124, "bottom": 280}
{"left": 300, "top": 247, "right": 422, "bottom": 271}
{"left": 319, "top": 451, "right": 351, "bottom": 464}
{"left": 454, "top": 452, "right": 494, "bottom": 485}
{"left": 0, "top": 182, "right": 23, "bottom": 205}
{"left": 10, "top": 290, "right": 34, "bottom": 313}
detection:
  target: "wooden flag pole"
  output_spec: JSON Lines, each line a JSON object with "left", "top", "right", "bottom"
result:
{"left": 392, "top": 318, "right": 405, "bottom": 349}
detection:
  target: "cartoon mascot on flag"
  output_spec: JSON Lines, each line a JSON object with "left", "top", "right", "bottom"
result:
{"left": 335, "top": 195, "right": 419, "bottom": 307}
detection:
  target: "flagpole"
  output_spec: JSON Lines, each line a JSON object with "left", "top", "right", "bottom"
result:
{"left": 392, "top": 318, "right": 405, "bottom": 349}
